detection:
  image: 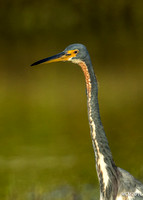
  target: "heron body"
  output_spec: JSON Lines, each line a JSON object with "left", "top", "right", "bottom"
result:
{"left": 31, "top": 43, "right": 143, "bottom": 200}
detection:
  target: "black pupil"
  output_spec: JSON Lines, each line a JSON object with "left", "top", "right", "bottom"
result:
{"left": 74, "top": 51, "right": 77, "bottom": 53}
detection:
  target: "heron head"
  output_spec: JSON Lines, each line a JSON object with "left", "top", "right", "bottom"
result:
{"left": 31, "top": 43, "right": 90, "bottom": 66}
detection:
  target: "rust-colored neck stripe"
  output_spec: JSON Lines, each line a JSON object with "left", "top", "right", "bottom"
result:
{"left": 79, "top": 61, "right": 91, "bottom": 98}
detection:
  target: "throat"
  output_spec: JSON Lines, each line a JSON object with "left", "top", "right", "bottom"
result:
{"left": 79, "top": 61, "right": 92, "bottom": 99}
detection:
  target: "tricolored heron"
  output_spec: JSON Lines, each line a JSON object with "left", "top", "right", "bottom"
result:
{"left": 31, "top": 44, "right": 143, "bottom": 200}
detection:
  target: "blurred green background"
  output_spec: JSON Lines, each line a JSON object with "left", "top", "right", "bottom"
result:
{"left": 0, "top": 0, "right": 143, "bottom": 199}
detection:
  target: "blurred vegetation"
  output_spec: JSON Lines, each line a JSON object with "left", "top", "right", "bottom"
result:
{"left": 0, "top": 0, "right": 143, "bottom": 199}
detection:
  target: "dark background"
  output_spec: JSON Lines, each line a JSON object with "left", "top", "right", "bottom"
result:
{"left": 0, "top": 0, "right": 143, "bottom": 199}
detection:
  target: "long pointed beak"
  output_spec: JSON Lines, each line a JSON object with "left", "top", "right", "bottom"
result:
{"left": 31, "top": 51, "right": 66, "bottom": 66}
{"left": 31, "top": 49, "right": 79, "bottom": 66}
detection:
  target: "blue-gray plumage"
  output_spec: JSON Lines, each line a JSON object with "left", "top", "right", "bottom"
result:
{"left": 31, "top": 43, "right": 143, "bottom": 200}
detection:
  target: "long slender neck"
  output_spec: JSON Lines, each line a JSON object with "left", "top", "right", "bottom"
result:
{"left": 78, "top": 60, "right": 118, "bottom": 198}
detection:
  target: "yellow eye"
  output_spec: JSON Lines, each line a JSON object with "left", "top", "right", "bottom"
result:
{"left": 74, "top": 50, "right": 78, "bottom": 54}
